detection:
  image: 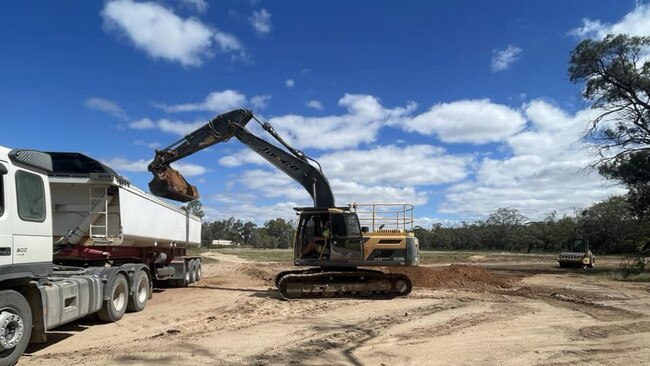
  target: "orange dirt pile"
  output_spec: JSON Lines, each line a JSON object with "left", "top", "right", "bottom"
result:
{"left": 389, "top": 264, "right": 512, "bottom": 290}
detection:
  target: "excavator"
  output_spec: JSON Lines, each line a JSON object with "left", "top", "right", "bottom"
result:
{"left": 147, "top": 109, "right": 419, "bottom": 299}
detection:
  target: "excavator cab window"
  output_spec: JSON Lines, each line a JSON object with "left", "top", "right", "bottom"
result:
{"left": 295, "top": 212, "right": 363, "bottom": 261}
{"left": 328, "top": 213, "right": 363, "bottom": 260}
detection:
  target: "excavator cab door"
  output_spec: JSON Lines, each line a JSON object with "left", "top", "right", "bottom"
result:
{"left": 294, "top": 212, "right": 363, "bottom": 261}
{"left": 328, "top": 213, "right": 363, "bottom": 261}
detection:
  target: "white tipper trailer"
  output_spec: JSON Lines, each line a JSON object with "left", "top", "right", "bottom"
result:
{"left": 0, "top": 147, "right": 202, "bottom": 366}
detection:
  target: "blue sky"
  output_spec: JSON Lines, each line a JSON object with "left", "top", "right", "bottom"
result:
{"left": 1, "top": 0, "right": 645, "bottom": 225}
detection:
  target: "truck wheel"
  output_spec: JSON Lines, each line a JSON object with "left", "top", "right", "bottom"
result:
{"left": 195, "top": 259, "right": 202, "bottom": 281}
{"left": 127, "top": 270, "right": 150, "bottom": 313}
{"left": 0, "top": 290, "right": 32, "bottom": 366}
{"left": 188, "top": 259, "right": 197, "bottom": 283}
{"left": 98, "top": 273, "right": 129, "bottom": 322}
{"left": 184, "top": 261, "right": 191, "bottom": 285}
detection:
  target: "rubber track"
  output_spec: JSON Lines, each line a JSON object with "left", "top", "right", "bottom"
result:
{"left": 276, "top": 269, "right": 412, "bottom": 300}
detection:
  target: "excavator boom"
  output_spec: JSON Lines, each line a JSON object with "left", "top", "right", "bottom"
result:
{"left": 147, "top": 109, "right": 334, "bottom": 207}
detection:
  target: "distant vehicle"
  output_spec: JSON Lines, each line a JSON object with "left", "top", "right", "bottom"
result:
{"left": 0, "top": 147, "right": 202, "bottom": 365}
{"left": 558, "top": 238, "right": 594, "bottom": 268}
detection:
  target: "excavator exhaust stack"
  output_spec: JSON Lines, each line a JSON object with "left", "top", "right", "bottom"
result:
{"left": 148, "top": 166, "right": 199, "bottom": 202}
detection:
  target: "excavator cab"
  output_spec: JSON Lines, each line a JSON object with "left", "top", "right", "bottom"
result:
{"left": 294, "top": 208, "right": 364, "bottom": 265}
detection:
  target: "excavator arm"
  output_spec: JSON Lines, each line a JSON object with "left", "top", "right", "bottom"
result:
{"left": 147, "top": 109, "right": 335, "bottom": 208}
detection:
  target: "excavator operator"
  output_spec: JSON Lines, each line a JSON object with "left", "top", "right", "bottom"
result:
{"left": 301, "top": 219, "right": 331, "bottom": 258}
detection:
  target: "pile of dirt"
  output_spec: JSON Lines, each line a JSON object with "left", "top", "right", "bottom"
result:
{"left": 389, "top": 264, "right": 512, "bottom": 290}
{"left": 238, "top": 264, "right": 278, "bottom": 286}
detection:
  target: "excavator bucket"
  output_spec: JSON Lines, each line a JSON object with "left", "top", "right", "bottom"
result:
{"left": 148, "top": 166, "right": 199, "bottom": 202}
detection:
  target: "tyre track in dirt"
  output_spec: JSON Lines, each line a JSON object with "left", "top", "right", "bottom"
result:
{"left": 17, "top": 255, "right": 650, "bottom": 366}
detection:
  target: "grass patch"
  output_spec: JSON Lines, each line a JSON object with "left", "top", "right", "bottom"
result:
{"left": 214, "top": 248, "right": 293, "bottom": 262}
{"left": 419, "top": 250, "right": 556, "bottom": 264}
{"left": 620, "top": 271, "right": 650, "bottom": 282}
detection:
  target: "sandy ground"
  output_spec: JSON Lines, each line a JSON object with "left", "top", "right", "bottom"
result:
{"left": 17, "top": 253, "right": 650, "bottom": 366}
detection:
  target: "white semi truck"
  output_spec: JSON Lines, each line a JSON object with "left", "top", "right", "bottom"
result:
{"left": 0, "top": 147, "right": 202, "bottom": 366}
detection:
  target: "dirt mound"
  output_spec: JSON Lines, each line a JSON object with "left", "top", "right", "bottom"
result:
{"left": 389, "top": 264, "right": 511, "bottom": 290}
{"left": 238, "top": 264, "right": 278, "bottom": 286}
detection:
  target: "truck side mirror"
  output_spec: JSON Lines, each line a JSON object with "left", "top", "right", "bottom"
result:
{"left": 0, "top": 163, "right": 6, "bottom": 175}
{"left": 361, "top": 226, "right": 369, "bottom": 233}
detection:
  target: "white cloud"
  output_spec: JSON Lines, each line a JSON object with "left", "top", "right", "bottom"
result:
{"left": 156, "top": 119, "right": 205, "bottom": 136}
{"left": 101, "top": 0, "right": 244, "bottom": 67}
{"left": 218, "top": 149, "right": 267, "bottom": 167}
{"left": 213, "top": 32, "right": 245, "bottom": 59}
{"left": 249, "top": 9, "right": 272, "bottom": 35}
{"left": 170, "top": 162, "right": 207, "bottom": 177}
{"left": 233, "top": 168, "right": 428, "bottom": 209}
{"left": 85, "top": 97, "right": 129, "bottom": 121}
{"left": 157, "top": 90, "right": 247, "bottom": 113}
{"left": 569, "top": 4, "right": 650, "bottom": 39}
{"left": 267, "top": 94, "right": 416, "bottom": 150}
{"left": 251, "top": 95, "right": 271, "bottom": 110}
{"left": 203, "top": 201, "right": 300, "bottom": 223}
{"left": 156, "top": 90, "right": 269, "bottom": 113}
{"left": 102, "top": 158, "right": 149, "bottom": 172}
{"left": 133, "top": 140, "right": 161, "bottom": 149}
{"left": 319, "top": 145, "right": 472, "bottom": 186}
{"left": 285, "top": 79, "right": 295, "bottom": 88}
{"left": 125, "top": 115, "right": 210, "bottom": 136}
{"left": 100, "top": 157, "right": 206, "bottom": 177}
{"left": 330, "top": 179, "right": 428, "bottom": 206}
{"left": 491, "top": 45, "right": 522, "bottom": 72}
{"left": 181, "top": 0, "right": 208, "bottom": 13}
{"left": 306, "top": 100, "right": 324, "bottom": 110}
{"left": 400, "top": 99, "right": 526, "bottom": 144}
{"left": 128, "top": 118, "right": 156, "bottom": 129}
{"left": 439, "top": 99, "right": 625, "bottom": 220}
{"left": 239, "top": 170, "right": 308, "bottom": 201}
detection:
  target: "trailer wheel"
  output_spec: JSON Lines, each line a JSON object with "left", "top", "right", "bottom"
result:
{"left": 184, "top": 260, "right": 192, "bottom": 284}
{"left": 0, "top": 290, "right": 32, "bottom": 366}
{"left": 195, "top": 259, "right": 202, "bottom": 281}
{"left": 189, "top": 259, "right": 197, "bottom": 283}
{"left": 127, "top": 270, "right": 150, "bottom": 313}
{"left": 98, "top": 273, "right": 129, "bottom": 322}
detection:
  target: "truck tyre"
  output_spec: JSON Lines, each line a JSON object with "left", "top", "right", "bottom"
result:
{"left": 195, "top": 259, "right": 202, "bottom": 281}
{"left": 189, "top": 259, "right": 197, "bottom": 283}
{"left": 127, "top": 270, "right": 150, "bottom": 313}
{"left": 98, "top": 273, "right": 129, "bottom": 322}
{"left": 0, "top": 290, "right": 32, "bottom": 366}
{"left": 183, "top": 261, "right": 191, "bottom": 285}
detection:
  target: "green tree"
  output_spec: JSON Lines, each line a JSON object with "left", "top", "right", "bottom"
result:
{"left": 578, "top": 196, "right": 638, "bottom": 253}
{"left": 569, "top": 34, "right": 650, "bottom": 160}
{"left": 599, "top": 151, "right": 650, "bottom": 219}
{"left": 485, "top": 208, "right": 528, "bottom": 250}
{"left": 264, "top": 218, "right": 295, "bottom": 248}
{"left": 185, "top": 199, "right": 204, "bottom": 218}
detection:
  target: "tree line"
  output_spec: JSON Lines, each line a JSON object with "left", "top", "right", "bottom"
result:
{"left": 414, "top": 197, "right": 647, "bottom": 254}
{"left": 200, "top": 216, "right": 296, "bottom": 249}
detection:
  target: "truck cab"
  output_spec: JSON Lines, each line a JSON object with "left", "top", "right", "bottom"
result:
{"left": 0, "top": 147, "right": 54, "bottom": 281}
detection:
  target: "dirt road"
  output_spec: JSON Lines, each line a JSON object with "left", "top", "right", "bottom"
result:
{"left": 18, "top": 253, "right": 650, "bottom": 365}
